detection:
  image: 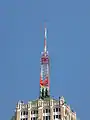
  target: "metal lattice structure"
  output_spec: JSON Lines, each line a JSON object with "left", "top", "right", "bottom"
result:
{"left": 39, "top": 27, "right": 50, "bottom": 99}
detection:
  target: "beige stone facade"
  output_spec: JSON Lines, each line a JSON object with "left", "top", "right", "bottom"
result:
{"left": 14, "top": 96, "right": 76, "bottom": 120}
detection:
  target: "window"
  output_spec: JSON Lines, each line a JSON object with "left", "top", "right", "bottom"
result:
{"left": 31, "top": 110, "right": 34, "bottom": 114}
{"left": 46, "top": 109, "right": 48, "bottom": 113}
{"left": 49, "top": 116, "right": 50, "bottom": 120}
{"left": 26, "top": 111, "right": 28, "bottom": 115}
{"left": 46, "top": 116, "right": 48, "bottom": 120}
{"left": 26, "top": 118, "right": 28, "bottom": 120}
{"left": 21, "top": 112, "right": 22, "bottom": 116}
{"left": 34, "top": 110, "right": 35, "bottom": 114}
{"left": 43, "top": 109, "right": 45, "bottom": 113}
{"left": 56, "top": 115, "right": 58, "bottom": 118}
{"left": 54, "top": 107, "right": 60, "bottom": 112}
{"left": 59, "top": 108, "right": 60, "bottom": 112}
{"left": 45, "top": 109, "right": 50, "bottom": 113}
{"left": 43, "top": 116, "right": 45, "bottom": 120}
{"left": 37, "top": 110, "right": 38, "bottom": 114}
{"left": 31, "top": 110, "right": 38, "bottom": 114}
{"left": 35, "top": 110, "right": 38, "bottom": 114}
{"left": 23, "top": 119, "right": 25, "bottom": 120}
{"left": 33, "top": 117, "right": 35, "bottom": 120}
{"left": 54, "top": 115, "right": 60, "bottom": 119}
{"left": 56, "top": 108, "right": 58, "bottom": 112}
{"left": 49, "top": 109, "right": 50, "bottom": 113}
{"left": 31, "top": 118, "right": 32, "bottom": 120}
{"left": 23, "top": 111, "right": 25, "bottom": 115}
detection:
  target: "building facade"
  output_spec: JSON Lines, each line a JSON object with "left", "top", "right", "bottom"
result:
{"left": 15, "top": 96, "right": 76, "bottom": 120}
{"left": 13, "top": 28, "right": 76, "bottom": 120}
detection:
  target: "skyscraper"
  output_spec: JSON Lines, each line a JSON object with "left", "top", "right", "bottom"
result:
{"left": 12, "top": 27, "right": 76, "bottom": 120}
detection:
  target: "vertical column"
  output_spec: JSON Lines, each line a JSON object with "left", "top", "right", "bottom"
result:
{"left": 15, "top": 102, "right": 21, "bottom": 120}
{"left": 74, "top": 113, "right": 77, "bottom": 120}
{"left": 16, "top": 111, "right": 20, "bottom": 120}
{"left": 38, "top": 100, "right": 43, "bottom": 120}
{"left": 69, "top": 113, "right": 71, "bottom": 120}
{"left": 50, "top": 99, "right": 53, "bottom": 120}
{"left": 28, "top": 101, "right": 31, "bottom": 120}
{"left": 61, "top": 106, "right": 65, "bottom": 120}
{"left": 38, "top": 109, "right": 43, "bottom": 120}
{"left": 28, "top": 110, "right": 30, "bottom": 120}
{"left": 59, "top": 97, "right": 66, "bottom": 120}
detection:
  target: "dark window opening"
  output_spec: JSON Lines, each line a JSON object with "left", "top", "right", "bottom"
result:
{"left": 56, "top": 115, "right": 58, "bottom": 118}
{"left": 49, "top": 109, "right": 50, "bottom": 113}
{"left": 33, "top": 117, "right": 35, "bottom": 120}
{"left": 56, "top": 108, "right": 58, "bottom": 112}
{"left": 31, "top": 110, "right": 38, "bottom": 114}
{"left": 21, "top": 112, "right": 22, "bottom": 115}
{"left": 23, "top": 111, "right": 25, "bottom": 115}
{"left": 54, "top": 115, "right": 55, "bottom": 119}
{"left": 33, "top": 110, "right": 35, "bottom": 114}
{"left": 43, "top": 116, "right": 45, "bottom": 120}
{"left": 43, "top": 109, "right": 45, "bottom": 113}
{"left": 46, "top": 109, "right": 48, "bottom": 113}
{"left": 46, "top": 116, "right": 48, "bottom": 120}
{"left": 26, "top": 112, "right": 28, "bottom": 115}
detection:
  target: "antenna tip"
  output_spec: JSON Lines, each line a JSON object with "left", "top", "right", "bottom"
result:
{"left": 44, "top": 27, "right": 47, "bottom": 39}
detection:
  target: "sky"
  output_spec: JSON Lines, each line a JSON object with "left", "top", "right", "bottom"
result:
{"left": 0, "top": 0, "right": 90, "bottom": 120}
